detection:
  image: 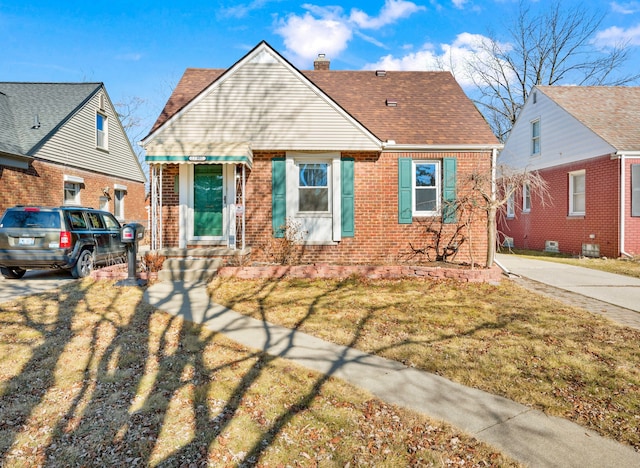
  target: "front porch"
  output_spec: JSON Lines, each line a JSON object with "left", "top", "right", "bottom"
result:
{"left": 156, "top": 247, "right": 252, "bottom": 282}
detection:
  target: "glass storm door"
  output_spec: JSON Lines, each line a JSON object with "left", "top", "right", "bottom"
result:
{"left": 193, "top": 165, "right": 223, "bottom": 237}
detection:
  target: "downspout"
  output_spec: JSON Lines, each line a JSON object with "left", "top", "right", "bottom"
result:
{"left": 619, "top": 153, "right": 633, "bottom": 258}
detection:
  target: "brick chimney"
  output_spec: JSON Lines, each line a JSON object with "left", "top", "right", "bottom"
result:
{"left": 313, "top": 53, "right": 330, "bottom": 70}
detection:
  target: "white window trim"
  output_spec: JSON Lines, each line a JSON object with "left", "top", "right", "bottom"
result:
{"left": 286, "top": 152, "right": 341, "bottom": 243}
{"left": 114, "top": 188, "right": 126, "bottom": 220}
{"left": 522, "top": 183, "right": 531, "bottom": 213}
{"left": 63, "top": 174, "right": 84, "bottom": 184}
{"left": 506, "top": 185, "right": 515, "bottom": 218}
{"left": 531, "top": 118, "right": 541, "bottom": 156}
{"left": 569, "top": 170, "right": 586, "bottom": 216}
{"left": 64, "top": 181, "right": 82, "bottom": 205}
{"left": 96, "top": 111, "right": 108, "bottom": 150}
{"left": 412, "top": 160, "right": 441, "bottom": 217}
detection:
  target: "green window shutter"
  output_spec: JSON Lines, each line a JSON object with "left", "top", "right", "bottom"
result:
{"left": 442, "top": 157, "right": 457, "bottom": 224}
{"left": 272, "top": 158, "right": 286, "bottom": 237}
{"left": 398, "top": 158, "right": 413, "bottom": 224}
{"left": 341, "top": 158, "right": 355, "bottom": 237}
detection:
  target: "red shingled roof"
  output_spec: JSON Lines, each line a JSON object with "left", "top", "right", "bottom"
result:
{"left": 148, "top": 67, "right": 498, "bottom": 146}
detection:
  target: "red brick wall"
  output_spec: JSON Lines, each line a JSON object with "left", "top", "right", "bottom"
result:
{"left": 158, "top": 151, "right": 492, "bottom": 265}
{"left": 624, "top": 157, "right": 640, "bottom": 256}
{"left": 500, "top": 154, "right": 621, "bottom": 257}
{"left": 0, "top": 159, "right": 147, "bottom": 225}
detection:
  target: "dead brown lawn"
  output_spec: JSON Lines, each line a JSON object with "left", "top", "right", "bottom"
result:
{"left": 208, "top": 276, "right": 640, "bottom": 451}
{"left": 0, "top": 279, "right": 518, "bottom": 467}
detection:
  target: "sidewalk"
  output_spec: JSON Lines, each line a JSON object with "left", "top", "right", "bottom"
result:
{"left": 144, "top": 281, "right": 640, "bottom": 468}
{"left": 496, "top": 253, "right": 640, "bottom": 330}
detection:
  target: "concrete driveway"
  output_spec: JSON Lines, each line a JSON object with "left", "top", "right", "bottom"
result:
{"left": 0, "top": 269, "right": 75, "bottom": 303}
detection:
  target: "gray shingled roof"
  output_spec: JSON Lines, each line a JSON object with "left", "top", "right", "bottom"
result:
{"left": 0, "top": 82, "right": 102, "bottom": 157}
{"left": 538, "top": 86, "right": 640, "bottom": 152}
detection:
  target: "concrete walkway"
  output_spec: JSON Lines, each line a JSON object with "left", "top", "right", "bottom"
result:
{"left": 144, "top": 281, "right": 640, "bottom": 468}
{"left": 496, "top": 253, "right": 640, "bottom": 330}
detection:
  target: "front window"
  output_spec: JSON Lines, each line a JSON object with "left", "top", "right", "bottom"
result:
{"left": 114, "top": 189, "right": 125, "bottom": 220}
{"left": 522, "top": 183, "right": 531, "bottom": 213}
{"left": 506, "top": 185, "right": 515, "bottom": 218}
{"left": 569, "top": 170, "right": 586, "bottom": 216}
{"left": 298, "top": 163, "right": 329, "bottom": 212}
{"left": 413, "top": 161, "right": 440, "bottom": 216}
{"left": 64, "top": 182, "right": 81, "bottom": 205}
{"left": 531, "top": 119, "right": 540, "bottom": 156}
{"left": 96, "top": 112, "right": 108, "bottom": 149}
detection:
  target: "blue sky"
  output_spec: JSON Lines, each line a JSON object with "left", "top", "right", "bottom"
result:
{"left": 2, "top": 0, "right": 640, "bottom": 136}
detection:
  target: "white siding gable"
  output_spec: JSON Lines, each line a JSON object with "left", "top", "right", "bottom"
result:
{"left": 145, "top": 44, "right": 381, "bottom": 154}
{"left": 37, "top": 90, "right": 146, "bottom": 182}
{"left": 499, "top": 88, "right": 615, "bottom": 171}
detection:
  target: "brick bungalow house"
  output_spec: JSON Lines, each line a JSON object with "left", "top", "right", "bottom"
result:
{"left": 141, "top": 41, "right": 500, "bottom": 265}
{"left": 498, "top": 86, "right": 640, "bottom": 258}
{"left": 0, "top": 82, "right": 146, "bottom": 224}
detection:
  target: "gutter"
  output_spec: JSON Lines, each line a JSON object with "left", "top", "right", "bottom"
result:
{"left": 381, "top": 141, "right": 503, "bottom": 152}
{"left": 615, "top": 152, "right": 634, "bottom": 258}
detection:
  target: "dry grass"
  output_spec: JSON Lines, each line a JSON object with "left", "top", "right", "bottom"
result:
{"left": 0, "top": 279, "right": 518, "bottom": 467}
{"left": 209, "top": 276, "right": 640, "bottom": 450}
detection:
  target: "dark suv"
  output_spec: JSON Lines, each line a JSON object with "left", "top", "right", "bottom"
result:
{"left": 0, "top": 206, "right": 127, "bottom": 279}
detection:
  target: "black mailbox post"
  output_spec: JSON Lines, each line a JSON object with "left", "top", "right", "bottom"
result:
{"left": 117, "top": 223, "right": 145, "bottom": 287}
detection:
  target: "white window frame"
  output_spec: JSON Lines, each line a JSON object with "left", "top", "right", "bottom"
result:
{"left": 569, "top": 170, "right": 586, "bottom": 216}
{"left": 64, "top": 182, "right": 81, "bottom": 205}
{"left": 114, "top": 189, "right": 126, "bottom": 220}
{"left": 531, "top": 119, "right": 541, "bottom": 156}
{"left": 522, "top": 183, "right": 531, "bottom": 213}
{"left": 286, "top": 152, "right": 341, "bottom": 244}
{"left": 506, "top": 185, "right": 515, "bottom": 218}
{"left": 296, "top": 162, "right": 331, "bottom": 214}
{"left": 412, "top": 160, "right": 441, "bottom": 217}
{"left": 96, "top": 111, "right": 108, "bottom": 150}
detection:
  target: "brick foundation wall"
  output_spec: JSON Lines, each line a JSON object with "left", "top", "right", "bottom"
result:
{"left": 0, "top": 159, "right": 147, "bottom": 225}
{"left": 500, "top": 154, "right": 621, "bottom": 257}
{"left": 157, "top": 150, "right": 492, "bottom": 266}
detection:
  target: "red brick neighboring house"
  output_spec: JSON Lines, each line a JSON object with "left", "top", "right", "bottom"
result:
{"left": 0, "top": 83, "right": 146, "bottom": 224}
{"left": 498, "top": 86, "right": 640, "bottom": 258}
{"left": 142, "top": 41, "right": 500, "bottom": 265}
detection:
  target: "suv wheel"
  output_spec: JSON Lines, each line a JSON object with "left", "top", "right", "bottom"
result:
{"left": 72, "top": 250, "right": 94, "bottom": 278}
{"left": 1, "top": 267, "right": 26, "bottom": 279}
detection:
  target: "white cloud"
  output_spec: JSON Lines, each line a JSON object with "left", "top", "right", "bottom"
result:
{"left": 594, "top": 23, "right": 640, "bottom": 47}
{"left": 275, "top": 11, "right": 353, "bottom": 66}
{"left": 219, "top": 0, "right": 272, "bottom": 19}
{"left": 349, "top": 0, "right": 426, "bottom": 29}
{"left": 610, "top": 1, "right": 640, "bottom": 15}
{"left": 274, "top": 1, "right": 424, "bottom": 67}
{"left": 363, "top": 32, "right": 514, "bottom": 89}
{"left": 452, "top": 0, "right": 468, "bottom": 9}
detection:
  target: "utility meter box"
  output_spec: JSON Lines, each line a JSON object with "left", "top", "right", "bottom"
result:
{"left": 121, "top": 223, "right": 145, "bottom": 243}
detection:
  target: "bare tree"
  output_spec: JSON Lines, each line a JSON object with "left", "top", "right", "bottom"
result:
{"left": 467, "top": 165, "right": 550, "bottom": 267}
{"left": 467, "top": 1, "right": 639, "bottom": 141}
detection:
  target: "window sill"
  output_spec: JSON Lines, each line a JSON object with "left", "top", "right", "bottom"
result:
{"left": 96, "top": 146, "right": 109, "bottom": 153}
{"left": 567, "top": 214, "right": 585, "bottom": 219}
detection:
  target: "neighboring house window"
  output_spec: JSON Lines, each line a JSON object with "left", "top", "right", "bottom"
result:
{"left": 413, "top": 161, "right": 441, "bottom": 216}
{"left": 531, "top": 119, "right": 540, "bottom": 156}
{"left": 522, "top": 183, "right": 531, "bottom": 212}
{"left": 633, "top": 164, "right": 640, "bottom": 217}
{"left": 99, "top": 196, "right": 109, "bottom": 211}
{"left": 96, "top": 112, "right": 108, "bottom": 149}
{"left": 569, "top": 170, "right": 586, "bottom": 216}
{"left": 114, "top": 187, "right": 126, "bottom": 220}
{"left": 506, "top": 185, "right": 515, "bottom": 218}
{"left": 298, "top": 163, "right": 329, "bottom": 212}
{"left": 63, "top": 175, "right": 84, "bottom": 205}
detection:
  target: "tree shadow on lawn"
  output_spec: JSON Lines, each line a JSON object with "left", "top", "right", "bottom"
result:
{"left": 0, "top": 278, "right": 515, "bottom": 467}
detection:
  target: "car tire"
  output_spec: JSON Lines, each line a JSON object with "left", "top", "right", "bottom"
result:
{"left": 72, "top": 250, "right": 94, "bottom": 279}
{"left": 1, "top": 267, "right": 26, "bottom": 279}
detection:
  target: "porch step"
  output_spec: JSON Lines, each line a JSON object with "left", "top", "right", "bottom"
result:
{"left": 158, "top": 258, "right": 224, "bottom": 283}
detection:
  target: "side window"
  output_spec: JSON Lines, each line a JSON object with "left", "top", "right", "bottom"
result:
{"left": 114, "top": 189, "right": 126, "bottom": 219}
{"left": 632, "top": 164, "right": 640, "bottom": 217}
{"left": 68, "top": 211, "right": 87, "bottom": 229}
{"left": 64, "top": 182, "right": 81, "bottom": 205}
{"left": 96, "top": 112, "right": 108, "bottom": 149}
{"left": 86, "top": 212, "right": 105, "bottom": 229}
{"left": 298, "top": 163, "right": 329, "bottom": 212}
{"left": 522, "top": 183, "right": 531, "bottom": 213}
{"left": 506, "top": 185, "right": 515, "bottom": 218}
{"left": 102, "top": 213, "right": 120, "bottom": 230}
{"left": 531, "top": 119, "right": 541, "bottom": 156}
{"left": 569, "top": 170, "right": 586, "bottom": 216}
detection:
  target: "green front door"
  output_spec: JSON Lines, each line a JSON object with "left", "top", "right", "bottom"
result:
{"left": 194, "top": 165, "right": 223, "bottom": 237}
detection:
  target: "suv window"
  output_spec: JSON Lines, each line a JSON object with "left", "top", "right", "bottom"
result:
{"left": 68, "top": 211, "right": 88, "bottom": 229}
{"left": 86, "top": 211, "right": 105, "bottom": 229}
{"left": 1, "top": 211, "right": 60, "bottom": 229}
{"left": 102, "top": 212, "right": 120, "bottom": 230}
